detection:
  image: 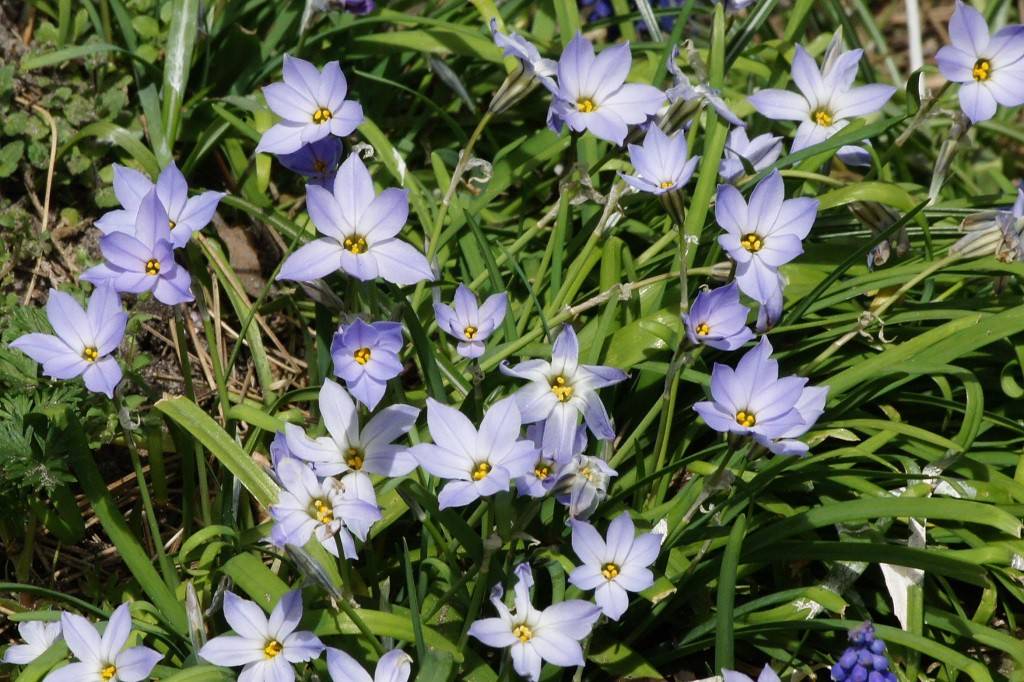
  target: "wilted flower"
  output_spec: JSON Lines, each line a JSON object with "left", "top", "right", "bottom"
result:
{"left": 327, "top": 648, "right": 412, "bottom": 682}
{"left": 552, "top": 454, "right": 617, "bottom": 519}
{"left": 719, "top": 127, "right": 783, "bottom": 183}
{"left": 269, "top": 458, "right": 382, "bottom": 558}
{"left": 724, "top": 665, "right": 782, "bottom": 682}
{"left": 568, "top": 512, "right": 659, "bottom": 620}
{"left": 683, "top": 283, "right": 754, "bottom": 351}
{"left": 716, "top": 170, "right": 818, "bottom": 310}
{"left": 256, "top": 55, "right": 363, "bottom": 155}
{"left": 747, "top": 44, "right": 895, "bottom": 154}
{"left": 277, "top": 153, "right": 433, "bottom": 286}
{"left": 199, "top": 591, "right": 325, "bottom": 680}
{"left": 468, "top": 563, "right": 602, "bottom": 682}
{"left": 331, "top": 319, "right": 405, "bottom": 410}
{"left": 46, "top": 604, "right": 161, "bottom": 682}
{"left": 11, "top": 286, "right": 126, "bottom": 399}
{"left": 830, "top": 622, "right": 897, "bottom": 682}
{"left": 665, "top": 46, "right": 744, "bottom": 127}
{"left": 936, "top": 1, "right": 1024, "bottom": 124}
{"left": 501, "top": 325, "right": 627, "bottom": 461}
{"left": 82, "top": 190, "right": 194, "bottom": 305}
{"left": 951, "top": 187, "right": 1024, "bottom": 261}
{"left": 489, "top": 19, "right": 558, "bottom": 113}
{"left": 96, "top": 162, "right": 224, "bottom": 249}
{"left": 434, "top": 285, "right": 508, "bottom": 359}
{"left": 413, "top": 397, "right": 536, "bottom": 509}
{"left": 515, "top": 423, "right": 586, "bottom": 498}
{"left": 286, "top": 379, "right": 419, "bottom": 480}
{"left": 2, "top": 621, "right": 61, "bottom": 665}
{"left": 547, "top": 34, "right": 666, "bottom": 145}
{"left": 620, "top": 125, "right": 700, "bottom": 195}
{"left": 278, "top": 136, "right": 345, "bottom": 187}
{"left": 693, "top": 337, "right": 819, "bottom": 444}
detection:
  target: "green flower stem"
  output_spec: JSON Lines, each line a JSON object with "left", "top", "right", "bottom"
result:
{"left": 172, "top": 307, "right": 212, "bottom": 527}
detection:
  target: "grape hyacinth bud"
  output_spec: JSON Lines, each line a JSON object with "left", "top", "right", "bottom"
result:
{"left": 830, "top": 622, "right": 897, "bottom": 682}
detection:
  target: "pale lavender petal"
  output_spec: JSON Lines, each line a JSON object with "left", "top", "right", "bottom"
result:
{"left": 531, "top": 630, "right": 585, "bottom": 666}
{"left": 281, "top": 630, "right": 323, "bottom": 663}
{"left": 438, "top": 480, "right": 481, "bottom": 509}
{"left": 605, "top": 512, "right": 635, "bottom": 565}
{"left": 570, "top": 518, "right": 606, "bottom": 565}
{"left": 326, "top": 647, "right": 374, "bottom": 682}
{"left": 46, "top": 290, "right": 90, "bottom": 352}
{"left": 199, "top": 635, "right": 265, "bottom": 666}
{"left": 935, "top": 45, "right": 975, "bottom": 83}
{"left": 578, "top": 391, "right": 615, "bottom": 441}
{"left": 613, "top": 564, "right": 654, "bottom": 592}
{"left": 370, "top": 239, "right": 434, "bottom": 286}
{"left": 587, "top": 42, "right": 631, "bottom": 101}
{"left": 832, "top": 84, "right": 896, "bottom": 120}
{"left": 60, "top": 612, "right": 101, "bottom": 664}
{"left": 511, "top": 643, "right": 542, "bottom": 682}
{"left": 594, "top": 581, "right": 629, "bottom": 620}
{"left": 173, "top": 191, "right": 224, "bottom": 246}
{"left": 10, "top": 333, "right": 75, "bottom": 366}
{"left": 81, "top": 357, "right": 122, "bottom": 398}
{"left": 410, "top": 443, "right": 472, "bottom": 480}
{"left": 113, "top": 646, "right": 163, "bottom": 682}
{"left": 38, "top": 662, "right": 95, "bottom": 682}
{"left": 362, "top": 188, "right": 409, "bottom": 241}
{"left": 329, "top": 100, "right": 364, "bottom": 137}
{"left": 477, "top": 397, "right": 522, "bottom": 455}
{"left": 747, "top": 89, "right": 809, "bottom": 121}
{"left": 257, "top": 122, "right": 306, "bottom": 155}
{"left": 112, "top": 164, "right": 153, "bottom": 212}
{"left": 268, "top": 590, "right": 302, "bottom": 640}
{"left": 277, "top": 238, "right": 345, "bottom": 282}
{"left": 374, "top": 649, "right": 413, "bottom": 682}
{"left": 319, "top": 379, "right": 358, "bottom": 448}
{"left": 333, "top": 153, "right": 376, "bottom": 227}
{"left": 599, "top": 83, "right": 666, "bottom": 125}
{"left": 715, "top": 184, "right": 748, "bottom": 236}
{"left": 949, "top": 0, "right": 990, "bottom": 56}
{"left": 264, "top": 81, "right": 314, "bottom": 121}
{"left": 362, "top": 403, "right": 419, "bottom": 452}
{"left": 223, "top": 591, "right": 270, "bottom": 641}
{"left": 959, "top": 80, "right": 998, "bottom": 123}
{"left": 536, "top": 599, "right": 601, "bottom": 638}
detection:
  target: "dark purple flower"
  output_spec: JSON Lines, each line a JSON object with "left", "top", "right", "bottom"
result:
{"left": 10, "top": 285, "right": 126, "bottom": 398}
{"left": 831, "top": 623, "right": 897, "bottom": 682}
{"left": 330, "top": 319, "right": 404, "bottom": 410}
{"left": 277, "top": 136, "right": 344, "bottom": 188}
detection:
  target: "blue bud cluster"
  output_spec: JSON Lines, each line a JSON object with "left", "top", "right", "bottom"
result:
{"left": 830, "top": 623, "right": 897, "bottom": 682}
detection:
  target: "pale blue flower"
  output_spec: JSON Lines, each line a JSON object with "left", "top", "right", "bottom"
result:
{"left": 412, "top": 397, "right": 536, "bottom": 509}
{"left": 330, "top": 319, "right": 405, "bottom": 410}
{"left": 621, "top": 125, "right": 699, "bottom": 195}
{"left": 199, "top": 591, "right": 324, "bottom": 681}
{"left": 326, "top": 648, "right": 411, "bottom": 682}
{"left": 3, "top": 621, "right": 61, "bottom": 665}
{"left": 501, "top": 325, "right": 627, "bottom": 461}
{"left": 434, "top": 285, "right": 508, "bottom": 359}
{"left": 551, "top": 454, "right": 617, "bottom": 519}
{"left": 569, "top": 512, "right": 659, "bottom": 620}
{"left": 10, "top": 285, "right": 126, "bottom": 398}
{"left": 515, "top": 422, "right": 586, "bottom": 498}
{"left": 468, "top": 563, "right": 602, "bottom": 682}
{"left": 257, "top": 55, "right": 363, "bottom": 155}
{"left": 45, "top": 604, "right": 161, "bottom": 682}
{"left": 724, "top": 665, "right": 781, "bottom": 682}
{"left": 754, "top": 384, "right": 828, "bottom": 456}
{"left": 683, "top": 282, "right": 754, "bottom": 351}
{"left": 719, "top": 127, "right": 783, "bottom": 184}
{"left": 936, "top": 1, "right": 1024, "bottom": 123}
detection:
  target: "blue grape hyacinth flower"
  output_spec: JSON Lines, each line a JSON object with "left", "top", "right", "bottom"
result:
{"left": 831, "top": 622, "right": 898, "bottom": 682}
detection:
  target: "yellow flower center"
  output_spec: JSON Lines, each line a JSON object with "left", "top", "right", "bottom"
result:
{"left": 695, "top": 322, "right": 711, "bottom": 336}
{"left": 534, "top": 462, "right": 551, "bottom": 480}
{"left": 550, "top": 375, "right": 574, "bottom": 402}
{"left": 312, "top": 498, "right": 334, "bottom": 524}
{"left": 464, "top": 325, "right": 478, "bottom": 340}
{"left": 659, "top": 180, "right": 675, "bottom": 189}
{"left": 313, "top": 159, "right": 327, "bottom": 173}
{"left": 145, "top": 258, "right": 161, "bottom": 276}
{"left": 472, "top": 461, "right": 492, "bottom": 481}
{"left": 812, "top": 108, "right": 833, "bottom": 127}
{"left": 512, "top": 624, "right": 533, "bottom": 642}
{"left": 82, "top": 346, "right": 99, "bottom": 362}
{"left": 579, "top": 466, "right": 594, "bottom": 481}
{"left": 264, "top": 639, "right": 284, "bottom": 658}
{"left": 740, "top": 233, "right": 763, "bottom": 253}
{"left": 100, "top": 665, "right": 117, "bottom": 680}
{"left": 576, "top": 98, "right": 596, "bottom": 113}
{"left": 168, "top": 219, "right": 176, "bottom": 229}
{"left": 344, "top": 234, "right": 368, "bottom": 254}
{"left": 972, "top": 58, "right": 992, "bottom": 82}
{"left": 353, "top": 347, "right": 372, "bottom": 365}
{"left": 735, "top": 410, "right": 756, "bottom": 428}
{"left": 312, "top": 107, "right": 333, "bottom": 124}
{"left": 345, "top": 447, "right": 364, "bottom": 470}
{"left": 601, "top": 562, "right": 620, "bottom": 580}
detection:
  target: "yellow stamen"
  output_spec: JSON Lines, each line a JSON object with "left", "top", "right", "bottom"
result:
{"left": 346, "top": 447, "right": 364, "bottom": 470}
{"left": 579, "top": 466, "right": 594, "bottom": 481}
{"left": 972, "top": 58, "right": 992, "bottom": 82}
{"left": 313, "top": 159, "right": 327, "bottom": 173}
{"left": 812, "top": 108, "right": 833, "bottom": 127}
{"left": 343, "top": 235, "right": 368, "bottom": 254}
{"left": 263, "top": 639, "right": 284, "bottom": 658}
{"left": 312, "top": 107, "right": 333, "bottom": 124}
{"left": 512, "top": 624, "right": 533, "bottom": 642}
{"left": 740, "top": 233, "right": 763, "bottom": 253}
{"left": 353, "top": 347, "right": 372, "bottom": 365}
{"left": 659, "top": 180, "right": 675, "bottom": 189}
{"left": 145, "top": 258, "right": 161, "bottom": 276}
{"left": 735, "top": 410, "right": 756, "bottom": 428}
{"left": 601, "top": 562, "right": 620, "bottom": 580}
{"left": 82, "top": 346, "right": 99, "bottom": 362}
{"left": 550, "top": 375, "right": 574, "bottom": 402}
{"left": 534, "top": 462, "right": 551, "bottom": 480}
{"left": 312, "top": 499, "right": 334, "bottom": 524}
{"left": 100, "top": 666, "right": 117, "bottom": 680}
{"left": 695, "top": 322, "right": 711, "bottom": 336}
{"left": 472, "top": 461, "right": 492, "bottom": 481}
{"left": 464, "top": 325, "right": 478, "bottom": 340}
{"left": 168, "top": 219, "right": 176, "bottom": 229}
{"left": 576, "top": 98, "right": 596, "bottom": 113}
